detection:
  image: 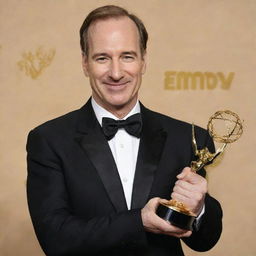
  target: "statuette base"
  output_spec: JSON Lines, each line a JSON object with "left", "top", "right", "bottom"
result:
{"left": 157, "top": 202, "right": 196, "bottom": 230}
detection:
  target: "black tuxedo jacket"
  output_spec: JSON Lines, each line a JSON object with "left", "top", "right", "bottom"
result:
{"left": 27, "top": 100, "right": 222, "bottom": 256}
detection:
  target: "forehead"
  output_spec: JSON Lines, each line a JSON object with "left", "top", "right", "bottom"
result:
{"left": 87, "top": 17, "right": 141, "bottom": 54}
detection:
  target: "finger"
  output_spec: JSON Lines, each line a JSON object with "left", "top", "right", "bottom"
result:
{"left": 178, "top": 169, "right": 206, "bottom": 186}
{"left": 147, "top": 197, "right": 161, "bottom": 210}
{"left": 171, "top": 191, "right": 190, "bottom": 204}
{"left": 149, "top": 211, "right": 193, "bottom": 237}
{"left": 159, "top": 198, "right": 171, "bottom": 205}
{"left": 173, "top": 181, "right": 205, "bottom": 198}
{"left": 172, "top": 184, "right": 194, "bottom": 199}
{"left": 152, "top": 214, "right": 188, "bottom": 234}
{"left": 170, "top": 230, "right": 192, "bottom": 238}
{"left": 171, "top": 191, "right": 202, "bottom": 205}
{"left": 175, "top": 179, "right": 195, "bottom": 192}
{"left": 161, "top": 223, "right": 192, "bottom": 237}
{"left": 175, "top": 179, "right": 208, "bottom": 201}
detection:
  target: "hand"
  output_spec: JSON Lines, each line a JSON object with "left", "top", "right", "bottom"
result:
{"left": 171, "top": 167, "right": 207, "bottom": 216}
{"left": 141, "top": 197, "right": 192, "bottom": 238}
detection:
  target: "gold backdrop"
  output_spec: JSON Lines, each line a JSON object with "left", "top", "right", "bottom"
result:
{"left": 1, "top": 0, "right": 255, "bottom": 255}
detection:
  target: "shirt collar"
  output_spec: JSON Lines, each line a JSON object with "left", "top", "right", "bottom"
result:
{"left": 91, "top": 97, "right": 141, "bottom": 126}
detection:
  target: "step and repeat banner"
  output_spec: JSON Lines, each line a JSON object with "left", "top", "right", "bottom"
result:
{"left": 1, "top": 1, "right": 255, "bottom": 255}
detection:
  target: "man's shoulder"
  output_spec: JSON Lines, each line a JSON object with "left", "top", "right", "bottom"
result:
{"left": 142, "top": 105, "right": 208, "bottom": 136}
{"left": 29, "top": 107, "right": 82, "bottom": 137}
{"left": 142, "top": 106, "right": 191, "bottom": 129}
{"left": 30, "top": 98, "right": 93, "bottom": 134}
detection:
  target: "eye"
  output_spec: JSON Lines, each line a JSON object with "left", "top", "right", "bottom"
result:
{"left": 122, "top": 55, "right": 135, "bottom": 62}
{"left": 95, "top": 56, "right": 108, "bottom": 63}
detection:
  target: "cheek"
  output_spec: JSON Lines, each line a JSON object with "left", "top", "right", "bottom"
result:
{"left": 133, "top": 67, "right": 144, "bottom": 84}
{"left": 88, "top": 64, "right": 108, "bottom": 81}
{"left": 135, "top": 62, "right": 146, "bottom": 76}
{"left": 127, "top": 65, "right": 143, "bottom": 79}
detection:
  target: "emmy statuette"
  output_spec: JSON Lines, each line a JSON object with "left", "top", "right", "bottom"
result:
{"left": 157, "top": 110, "right": 243, "bottom": 230}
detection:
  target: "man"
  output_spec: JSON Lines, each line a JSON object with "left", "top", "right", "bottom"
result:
{"left": 27, "top": 5, "right": 222, "bottom": 256}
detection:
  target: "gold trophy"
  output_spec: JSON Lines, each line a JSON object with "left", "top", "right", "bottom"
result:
{"left": 157, "top": 110, "right": 243, "bottom": 230}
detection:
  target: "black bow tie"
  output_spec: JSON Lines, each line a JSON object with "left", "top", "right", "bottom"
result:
{"left": 102, "top": 113, "right": 142, "bottom": 140}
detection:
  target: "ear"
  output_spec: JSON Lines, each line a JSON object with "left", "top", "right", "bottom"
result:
{"left": 141, "top": 52, "right": 147, "bottom": 75}
{"left": 81, "top": 52, "right": 89, "bottom": 77}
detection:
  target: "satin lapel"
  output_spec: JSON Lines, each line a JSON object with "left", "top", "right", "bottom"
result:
{"left": 131, "top": 105, "right": 167, "bottom": 209}
{"left": 75, "top": 101, "right": 127, "bottom": 212}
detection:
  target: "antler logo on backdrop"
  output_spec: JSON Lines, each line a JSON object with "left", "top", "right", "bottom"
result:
{"left": 17, "top": 47, "right": 56, "bottom": 79}
{"left": 164, "top": 71, "right": 234, "bottom": 90}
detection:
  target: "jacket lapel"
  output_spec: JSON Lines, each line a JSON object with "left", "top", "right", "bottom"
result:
{"left": 75, "top": 100, "right": 127, "bottom": 212}
{"left": 131, "top": 104, "right": 167, "bottom": 209}
{"left": 75, "top": 100, "right": 168, "bottom": 211}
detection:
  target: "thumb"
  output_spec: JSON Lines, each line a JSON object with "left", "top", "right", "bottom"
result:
{"left": 148, "top": 197, "right": 161, "bottom": 211}
{"left": 177, "top": 167, "right": 191, "bottom": 179}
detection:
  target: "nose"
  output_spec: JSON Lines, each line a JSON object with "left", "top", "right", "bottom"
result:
{"left": 109, "top": 59, "right": 123, "bottom": 81}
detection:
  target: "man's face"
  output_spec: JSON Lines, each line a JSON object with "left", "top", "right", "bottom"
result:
{"left": 82, "top": 16, "right": 146, "bottom": 116}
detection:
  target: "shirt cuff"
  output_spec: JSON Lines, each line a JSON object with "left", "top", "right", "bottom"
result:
{"left": 193, "top": 204, "right": 205, "bottom": 231}
{"left": 196, "top": 204, "right": 205, "bottom": 219}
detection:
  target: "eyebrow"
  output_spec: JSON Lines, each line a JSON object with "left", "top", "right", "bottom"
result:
{"left": 122, "top": 51, "right": 138, "bottom": 57}
{"left": 91, "top": 53, "right": 109, "bottom": 59}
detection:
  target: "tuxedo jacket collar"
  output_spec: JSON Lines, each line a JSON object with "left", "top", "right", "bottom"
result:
{"left": 75, "top": 99, "right": 167, "bottom": 212}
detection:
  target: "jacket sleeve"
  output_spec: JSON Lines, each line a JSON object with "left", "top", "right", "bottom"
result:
{"left": 26, "top": 129, "right": 147, "bottom": 255}
{"left": 182, "top": 193, "right": 223, "bottom": 251}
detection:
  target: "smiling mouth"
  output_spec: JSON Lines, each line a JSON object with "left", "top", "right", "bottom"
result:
{"left": 104, "top": 81, "right": 130, "bottom": 87}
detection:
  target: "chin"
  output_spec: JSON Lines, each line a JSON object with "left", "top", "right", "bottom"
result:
{"left": 107, "top": 95, "right": 131, "bottom": 106}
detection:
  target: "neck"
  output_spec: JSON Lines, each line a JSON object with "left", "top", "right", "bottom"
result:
{"left": 108, "top": 105, "right": 135, "bottom": 119}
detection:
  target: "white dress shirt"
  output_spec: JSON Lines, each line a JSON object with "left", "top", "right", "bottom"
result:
{"left": 91, "top": 98, "right": 140, "bottom": 209}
